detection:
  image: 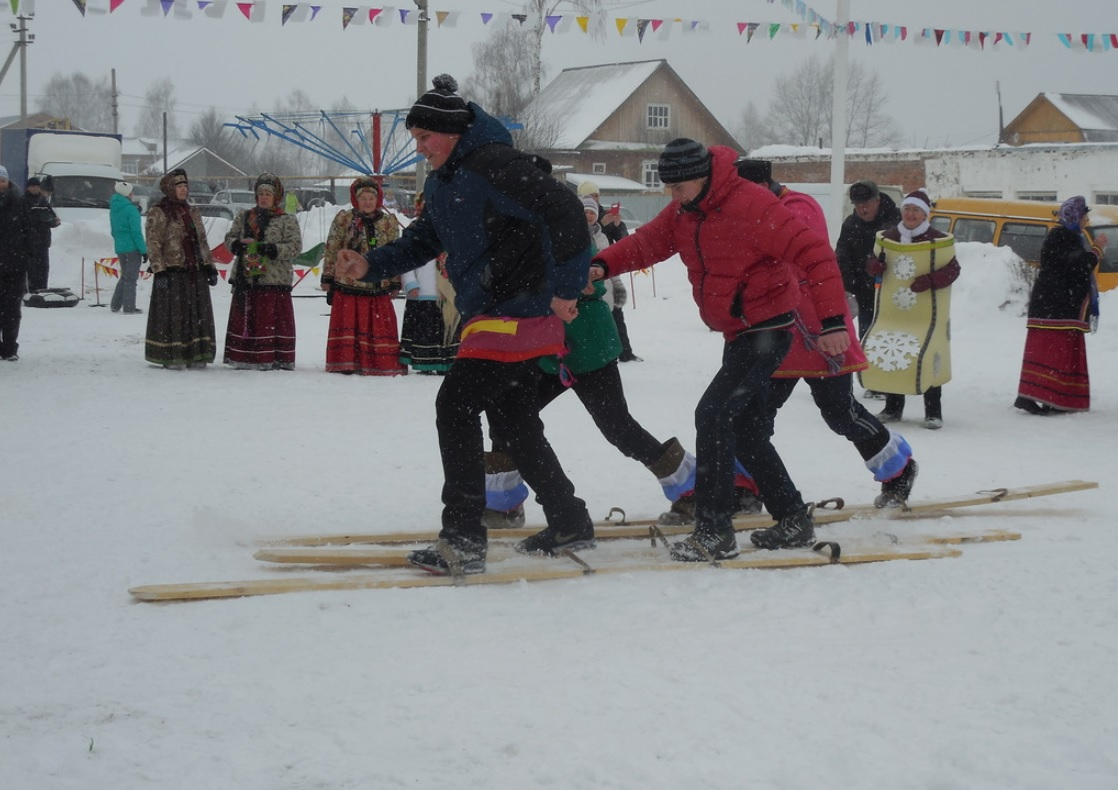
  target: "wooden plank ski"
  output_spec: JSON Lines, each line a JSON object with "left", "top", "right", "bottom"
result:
{"left": 252, "top": 529, "right": 1022, "bottom": 567}
{"left": 130, "top": 546, "right": 963, "bottom": 602}
{"left": 258, "top": 480, "right": 1096, "bottom": 547}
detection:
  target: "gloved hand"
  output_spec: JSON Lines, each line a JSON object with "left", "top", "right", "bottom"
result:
{"left": 910, "top": 274, "right": 932, "bottom": 293}
{"left": 229, "top": 239, "right": 247, "bottom": 255}
{"left": 258, "top": 242, "right": 278, "bottom": 260}
{"left": 865, "top": 255, "right": 885, "bottom": 277}
{"left": 153, "top": 271, "right": 169, "bottom": 290}
{"left": 206, "top": 268, "right": 219, "bottom": 287}
{"left": 325, "top": 289, "right": 334, "bottom": 306}
{"left": 142, "top": 253, "right": 149, "bottom": 264}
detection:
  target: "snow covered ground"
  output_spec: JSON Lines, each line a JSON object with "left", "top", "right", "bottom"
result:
{"left": 3, "top": 226, "right": 1117, "bottom": 788}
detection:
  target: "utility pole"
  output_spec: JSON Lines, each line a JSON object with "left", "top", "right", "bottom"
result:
{"left": 111, "top": 68, "right": 119, "bottom": 135}
{"left": 413, "top": 0, "right": 429, "bottom": 197}
{"left": 0, "top": 11, "right": 34, "bottom": 125}
{"left": 827, "top": 0, "right": 850, "bottom": 245}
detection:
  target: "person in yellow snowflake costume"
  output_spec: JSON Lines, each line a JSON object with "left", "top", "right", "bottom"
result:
{"left": 859, "top": 189, "right": 960, "bottom": 429}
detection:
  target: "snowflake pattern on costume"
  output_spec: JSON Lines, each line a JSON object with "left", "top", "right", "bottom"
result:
{"left": 892, "top": 288, "right": 918, "bottom": 310}
{"left": 864, "top": 330, "right": 921, "bottom": 372}
{"left": 892, "top": 255, "right": 917, "bottom": 281}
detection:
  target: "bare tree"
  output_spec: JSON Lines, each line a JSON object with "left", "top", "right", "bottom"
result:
{"left": 462, "top": 22, "right": 539, "bottom": 118}
{"left": 765, "top": 55, "right": 900, "bottom": 149}
{"left": 523, "top": 1, "right": 609, "bottom": 96}
{"left": 37, "top": 72, "right": 113, "bottom": 131}
{"left": 135, "top": 78, "right": 180, "bottom": 140}
{"left": 735, "top": 100, "right": 777, "bottom": 151}
{"left": 187, "top": 107, "right": 253, "bottom": 172}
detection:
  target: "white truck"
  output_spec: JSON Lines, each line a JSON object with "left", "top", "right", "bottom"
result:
{"left": 1, "top": 128, "right": 126, "bottom": 222}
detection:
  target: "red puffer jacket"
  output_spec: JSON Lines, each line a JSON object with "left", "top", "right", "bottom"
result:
{"left": 594, "top": 146, "right": 847, "bottom": 341}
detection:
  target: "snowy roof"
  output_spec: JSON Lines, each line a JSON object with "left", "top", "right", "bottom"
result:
{"left": 1045, "top": 93, "right": 1118, "bottom": 140}
{"left": 565, "top": 172, "right": 651, "bottom": 193}
{"left": 522, "top": 60, "right": 664, "bottom": 149}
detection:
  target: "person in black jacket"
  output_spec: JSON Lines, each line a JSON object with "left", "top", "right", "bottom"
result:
{"left": 23, "top": 177, "right": 60, "bottom": 292}
{"left": 335, "top": 75, "right": 595, "bottom": 576}
{"left": 835, "top": 180, "right": 901, "bottom": 340}
{"left": 0, "top": 165, "right": 31, "bottom": 360}
{"left": 1015, "top": 196, "right": 1108, "bottom": 414}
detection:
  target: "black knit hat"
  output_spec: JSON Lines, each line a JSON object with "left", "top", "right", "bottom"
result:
{"left": 406, "top": 74, "right": 473, "bottom": 135}
{"left": 736, "top": 158, "right": 771, "bottom": 184}
{"left": 849, "top": 180, "right": 880, "bottom": 204}
{"left": 658, "top": 138, "right": 712, "bottom": 184}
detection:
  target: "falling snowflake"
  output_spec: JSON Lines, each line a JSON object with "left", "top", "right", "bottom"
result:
{"left": 864, "top": 331, "right": 921, "bottom": 372}
{"left": 892, "top": 288, "right": 918, "bottom": 310}
{"left": 892, "top": 255, "right": 917, "bottom": 281}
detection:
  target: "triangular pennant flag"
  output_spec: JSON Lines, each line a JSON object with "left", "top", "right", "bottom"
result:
{"left": 480, "top": 12, "right": 493, "bottom": 25}
{"left": 511, "top": 13, "right": 526, "bottom": 25}
{"left": 210, "top": 243, "right": 234, "bottom": 265}
{"left": 110, "top": 0, "right": 125, "bottom": 10}
{"left": 575, "top": 15, "right": 588, "bottom": 33}
{"left": 768, "top": 23, "right": 780, "bottom": 39}
{"left": 368, "top": 8, "right": 381, "bottom": 24}
{"left": 1058, "top": 33, "right": 1073, "bottom": 49}
{"left": 636, "top": 19, "right": 649, "bottom": 42}
{"left": 1111, "top": 33, "right": 1118, "bottom": 49}
{"left": 736, "top": 22, "right": 747, "bottom": 36}
{"left": 399, "top": 8, "right": 417, "bottom": 25}
{"left": 310, "top": 4, "right": 320, "bottom": 20}
{"left": 236, "top": 2, "right": 253, "bottom": 21}
{"left": 9, "top": 1, "right": 17, "bottom": 15}
{"left": 160, "top": 0, "right": 173, "bottom": 16}
{"left": 934, "top": 29, "right": 945, "bottom": 45}
{"left": 436, "top": 10, "right": 454, "bottom": 27}
{"left": 281, "top": 4, "right": 301, "bottom": 25}
{"left": 545, "top": 14, "right": 560, "bottom": 33}
{"left": 615, "top": 17, "right": 628, "bottom": 36}
{"left": 71, "top": 0, "right": 86, "bottom": 15}
{"left": 342, "top": 7, "right": 358, "bottom": 29}
{"left": 746, "top": 22, "right": 759, "bottom": 43}
{"left": 979, "top": 31, "right": 988, "bottom": 49}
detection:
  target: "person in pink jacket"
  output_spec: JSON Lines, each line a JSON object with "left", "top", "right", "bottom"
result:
{"left": 737, "top": 159, "right": 918, "bottom": 508}
{"left": 593, "top": 139, "right": 850, "bottom": 560}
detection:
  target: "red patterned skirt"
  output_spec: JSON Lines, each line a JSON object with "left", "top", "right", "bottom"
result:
{"left": 223, "top": 286, "right": 296, "bottom": 370}
{"left": 325, "top": 290, "right": 406, "bottom": 376}
{"left": 1017, "top": 324, "right": 1090, "bottom": 412}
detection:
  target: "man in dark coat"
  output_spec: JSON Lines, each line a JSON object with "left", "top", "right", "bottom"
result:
{"left": 23, "top": 176, "right": 61, "bottom": 291}
{"left": 335, "top": 74, "right": 594, "bottom": 576}
{"left": 0, "top": 165, "right": 31, "bottom": 360}
{"left": 834, "top": 180, "right": 901, "bottom": 339}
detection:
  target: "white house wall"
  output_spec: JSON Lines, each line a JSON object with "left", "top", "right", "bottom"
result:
{"left": 925, "top": 145, "right": 1118, "bottom": 202}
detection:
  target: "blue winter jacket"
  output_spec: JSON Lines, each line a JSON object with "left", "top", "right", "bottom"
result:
{"left": 359, "top": 103, "right": 591, "bottom": 322}
{"left": 110, "top": 192, "right": 148, "bottom": 255}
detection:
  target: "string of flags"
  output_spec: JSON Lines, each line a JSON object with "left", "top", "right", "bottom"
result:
{"left": 11, "top": 0, "right": 1117, "bottom": 53}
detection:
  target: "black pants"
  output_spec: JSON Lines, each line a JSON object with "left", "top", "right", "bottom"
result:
{"left": 492, "top": 360, "right": 663, "bottom": 467}
{"left": 695, "top": 328, "right": 803, "bottom": 531}
{"left": 769, "top": 374, "right": 890, "bottom": 460}
{"left": 612, "top": 307, "right": 636, "bottom": 359}
{"left": 0, "top": 270, "right": 25, "bottom": 358}
{"left": 436, "top": 357, "right": 589, "bottom": 542}
{"left": 27, "top": 247, "right": 49, "bottom": 292}
{"left": 884, "top": 387, "right": 942, "bottom": 420}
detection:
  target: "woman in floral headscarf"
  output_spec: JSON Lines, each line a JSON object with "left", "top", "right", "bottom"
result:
{"left": 144, "top": 168, "right": 219, "bottom": 370}
{"left": 320, "top": 176, "right": 405, "bottom": 375}
{"left": 1014, "top": 196, "right": 1108, "bottom": 414}
{"left": 223, "top": 173, "right": 302, "bottom": 370}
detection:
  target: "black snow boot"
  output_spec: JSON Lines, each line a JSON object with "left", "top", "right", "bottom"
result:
{"left": 750, "top": 505, "right": 816, "bottom": 550}
{"left": 875, "top": 458, "right": 919, "bottom": 509}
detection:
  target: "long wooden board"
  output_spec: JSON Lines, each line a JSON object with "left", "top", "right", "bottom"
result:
{"left": 252, "top": 529, "right": 1021, "bottom": 567}
{"left": 130, "top": 546, "right": 963, "bottom": 602}
{"left": 258, "top": 480, "right": 1096, "bottom": 547}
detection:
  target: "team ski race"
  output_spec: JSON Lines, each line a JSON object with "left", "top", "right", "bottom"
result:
{"left": 5, "top": 78, "right": 1108, "bottom": 601}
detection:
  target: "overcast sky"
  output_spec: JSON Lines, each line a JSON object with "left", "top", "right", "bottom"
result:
{"left": 1, "top": 0, "right": 1116, "bottom": 151}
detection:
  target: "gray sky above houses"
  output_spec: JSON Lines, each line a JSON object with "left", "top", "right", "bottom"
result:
{"left": 2, "top": 0, "right": 1116, "bottom": 150}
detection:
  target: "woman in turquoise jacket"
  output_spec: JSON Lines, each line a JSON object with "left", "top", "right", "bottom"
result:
{"left": 109, "top": 181, "right": 148, "bottom": 314}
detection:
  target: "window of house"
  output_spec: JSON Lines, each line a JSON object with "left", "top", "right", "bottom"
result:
{"left": 963, "top": 190, "right": 1002, "bottom": 199}
{"left": 592, "top": 163, "right": 606, "bottom": 175}
{"left": 122, "top": 161, "right": 138, "bottom": 175}
{"left": 642, "top": 160, "right": 661, "bottom": 189}
{"left": 1094, "top": 192, "right": 1118, "bottom": 205}
{"left": 647, "top": 104, "right": 670, "bottom": 129}
{"left": 1016, "top": 191, "right": 1057, "bottom": 202}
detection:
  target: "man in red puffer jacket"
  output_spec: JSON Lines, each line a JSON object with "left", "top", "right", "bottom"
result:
{"left": 593, "top": 139, "right": 848, "bottom": 560}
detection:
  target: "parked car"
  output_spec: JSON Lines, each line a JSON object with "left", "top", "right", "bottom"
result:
{"left": 289, "top": 186, "right": 335, "bottom": 209}
{"left": 195, "top": 203, "right": 235, "bottom": 221}
{"left": 210, "top": 189, "right": 256, "bottom": 212}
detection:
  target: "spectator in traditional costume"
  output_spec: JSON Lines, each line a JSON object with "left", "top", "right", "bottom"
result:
{"left": 862, "top": 189, "right": 960, "bottom": 429}
{"left": 321, "top": 176, "right": 405, "bottom": 375}
{"left": 223, "top": 173, "right": 302, "bottom": 371}
{"left": 1014, "top": 196, "right": 1106, "bottom": 414}
{"left": 143, "top": 168, "right": 219, "bottom": 370}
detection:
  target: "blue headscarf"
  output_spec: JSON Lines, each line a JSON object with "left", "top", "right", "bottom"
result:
{"left": 1058, "top": 196, "right": 1089, "bottom": 230}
